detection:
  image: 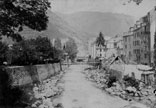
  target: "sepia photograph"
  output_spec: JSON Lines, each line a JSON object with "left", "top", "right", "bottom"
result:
{"left": 0, "top": 0, "right": 156, "bottom": 108}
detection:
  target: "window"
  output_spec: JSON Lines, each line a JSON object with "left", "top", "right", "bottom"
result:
{"left": 144, "top": 54, "right": 147, "bottom": 58}
{"left": 129, "top": 37, "right": 131, "bottom": 42}
{"left": 125, "top": 45, "right": 127, "bottom": 49}
{"left": 125, "top": 37, "right": 127, "bottom": 42}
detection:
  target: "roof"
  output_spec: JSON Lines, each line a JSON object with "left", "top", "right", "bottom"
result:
{"left": 137, "top": 65, "right": 153, "bottom": 71}
{"left": 102, "top": 56, "right": 125, "bottom": 68}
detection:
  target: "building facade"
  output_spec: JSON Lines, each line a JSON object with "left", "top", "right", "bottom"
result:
{"left": 123, "top": 10, "right": 151, "bottom": 65}
{"left": 90, "top": 42, "right": 107, "bottom": 59}
{"left": 149, "top": 6, "right": 156, "bottom": 65}
{"left": 89, "top": 35, "right": 123, "bottom": 59}
{"left": 123, "top": 29, "right": 134, "bottom": 63}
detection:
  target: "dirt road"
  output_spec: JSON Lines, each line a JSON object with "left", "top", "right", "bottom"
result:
{"left": 60, "top": 65, "right": 149, "bottom": 108}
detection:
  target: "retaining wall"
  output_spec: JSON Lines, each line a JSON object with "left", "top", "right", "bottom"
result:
{"left": 6, "top": 63, "right": 68, "bottom": 86}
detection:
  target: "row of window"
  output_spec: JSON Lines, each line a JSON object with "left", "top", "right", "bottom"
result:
{"left": 128, "top": 51, "right": 148, "bottom": 59}
{"left": 133, "top": 40, "right": 140, "bottom": 46}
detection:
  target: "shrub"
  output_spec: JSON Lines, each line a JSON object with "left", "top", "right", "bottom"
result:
{"left": 107, "top": 76, "right": 117, "bottom": 88}
{"left": 123, "top": 75, "right": 139, "bottom": 90}
{"left": 10, "top": 36, "right": 63, "bottom": 66}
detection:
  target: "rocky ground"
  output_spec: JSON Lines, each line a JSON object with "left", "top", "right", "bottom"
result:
{"left": 83, "top": 66, "right": 156, "bottom": 108}
{"left": 25, "top": 69, "right": 66, "bottom": 108}
{"left": 57, "top": 64, "right": 149, "bottom": 108}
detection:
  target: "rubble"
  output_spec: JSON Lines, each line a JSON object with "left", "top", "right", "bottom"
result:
{"left": 83, "top": 67, "right": 156, "bottom": 107}
{"left": 30, "top": 71, "right": 65, "bottom": 108}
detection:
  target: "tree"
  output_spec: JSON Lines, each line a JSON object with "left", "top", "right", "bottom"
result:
{"left": 64, "top": 38, "right": 78, "bottom": 62}
{"left": 11, "top": 38, "right": 39, "bottom": 65}
{"left": 10, "top": 36, "right": 55, "bottom": 65}
{"left": 0, "top": 0, "right": 51, "bottom": 41}
{"left": 96, "top": 32, "right": 106, "bottom": 47}
{"left": 54, "top": 38, "right": 62, "bottom": 50}
{"left": 35, "top": 36, "right": 53, "bottom": 60}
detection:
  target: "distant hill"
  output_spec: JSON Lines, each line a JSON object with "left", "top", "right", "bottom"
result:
{"left": 20, "top": 11, "right": 90, "bottom": 56}
{"left": 2, "top": 11, "right": 134, "bottom": 56}
{"left": 58, "top": 11, "right": 135, "bottom": 37}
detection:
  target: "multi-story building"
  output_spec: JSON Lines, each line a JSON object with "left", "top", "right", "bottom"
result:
{"left": 89, "top": 35, "right": 123, "bottom": 59}
{"left": 149, "top": 6, "right": 156, "bottom": 65}
{"left": 90, "top": 41, "right": 107, "bottom": 59}
{"left": 123, "top": 12, "right": 151, "bottom": 65}
{"left": 123, "top": 28, "right": 134, "bottom": 63}
{"left": 132, "top": 14, "right": 150, "bottom": 65}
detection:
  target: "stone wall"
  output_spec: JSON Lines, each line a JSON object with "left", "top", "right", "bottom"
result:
{"left": 6, "top": 63, "right": 68, "bottom": 86}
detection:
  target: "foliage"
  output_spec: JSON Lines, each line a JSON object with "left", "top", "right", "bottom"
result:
{"left": 107, "top": 76, "right": 117, "bottom": 88}
{"left": 0, "top": 41, "right": 8, "bottom": 65}
{"left": 96, "top": 32, "right": 106, "bottom": 47}
{"left": 54, "top": 38, "right": 63, "bottom": 59}
{"left": 35, "top": 36, "right": 53, "bottom": 60}
{"left": 64, "top": 38, "right": 78, "bottom": 62}
{"left": 10, "top": 36, "right": 62, "bottom": 66}
{"left": 123, "top": 75, "right": 139, "bottom": 90}
{"left": 0, "top": 0, "right": 51, "bottom": 41}
{"left": 11, "top": 38, "right": 40, "bottom": 65}
{"left": 54, "top": 38, "right": 62, "bottom": 50}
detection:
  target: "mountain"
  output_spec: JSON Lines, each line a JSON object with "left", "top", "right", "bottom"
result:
{"left": 58, "top": 11, "right": 135, "bottom": 37}
{"left": 19, "top": 11, "right": 90, "bottom": 56}
{"left": 4, "top": 11, "right": 134, "bottom": 56}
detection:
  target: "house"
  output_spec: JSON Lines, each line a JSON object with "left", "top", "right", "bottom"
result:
{"left": 89, "top": 38, "right": 107, "bottom": 59}
{"left": 123, "top": 12, "right": 151, "bottom": 65}
{"left": 102, "top": 56, "right": 125, "bottom": 81}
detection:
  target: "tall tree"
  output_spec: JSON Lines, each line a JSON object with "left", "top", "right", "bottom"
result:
{"left": 54, "top": 38, "right": 62, "bottom": 50}
{"left": 0, "top": 0, "right": 51, "bottom": 41}
{"left": 96, "top": 32, "right": 106, "bottom": 47}
{"left": 35, "top": 36, "right": 53, "bottom": 59}
{"left": 64, "top": 38, "right": 78, "bottom": 62}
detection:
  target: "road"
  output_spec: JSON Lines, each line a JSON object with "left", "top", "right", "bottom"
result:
{"left": 59, "top": 65, "right": 149, "bottom": 108}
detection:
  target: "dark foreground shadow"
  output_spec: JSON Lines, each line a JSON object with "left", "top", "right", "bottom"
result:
{"left": 0, "top": 66, "right": 29, "bottom": 108}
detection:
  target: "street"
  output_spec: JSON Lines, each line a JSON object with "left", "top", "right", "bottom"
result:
{"left": 59, "top": 65, "right": 149, "bottom": 108}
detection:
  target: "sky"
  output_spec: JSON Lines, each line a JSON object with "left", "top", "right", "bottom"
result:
{"left": 50, "top": 0, "right": 156, "bottom": 19}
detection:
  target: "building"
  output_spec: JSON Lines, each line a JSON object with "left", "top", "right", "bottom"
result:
{"left": 89, "top": 35, "right": 123, "bottom": 59}
{"left": 90, "top": 41, "right": 107, "bottom": 59}
{"left": 123, "top": 10, "right": 151, "bottom": 65}
{"left": 149, "top": 6, "right": 156, "bottom": 65}
{"left": 123, "top": 28, "right": 134, "bottom": 63}
{"left": 132, "top": 14, "right": 150, "bottom": 65}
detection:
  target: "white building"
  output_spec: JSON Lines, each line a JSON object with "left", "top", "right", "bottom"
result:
{"left": 90, "top": 41, "right": 107, "bottom": 59}
{"left": 89, "top": 35, "right": 123, "bottom": 59}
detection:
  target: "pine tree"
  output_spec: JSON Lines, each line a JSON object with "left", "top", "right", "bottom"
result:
{"left": 96, "top": 32, "right": 106, "bottom": 47}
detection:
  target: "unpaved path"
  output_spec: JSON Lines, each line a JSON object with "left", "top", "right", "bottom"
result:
{"left": 60, "top": 65, "right": 149, "bottom": 108}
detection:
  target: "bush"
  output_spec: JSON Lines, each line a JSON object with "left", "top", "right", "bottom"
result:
{"left": 9, "top": 36, "right": 63, "bottom": 66}
{"left": 107, "top": 76, "right": 117, "bottom": 88}
{"left": 123, "top": 75, "right": 139, "bottom": 90}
